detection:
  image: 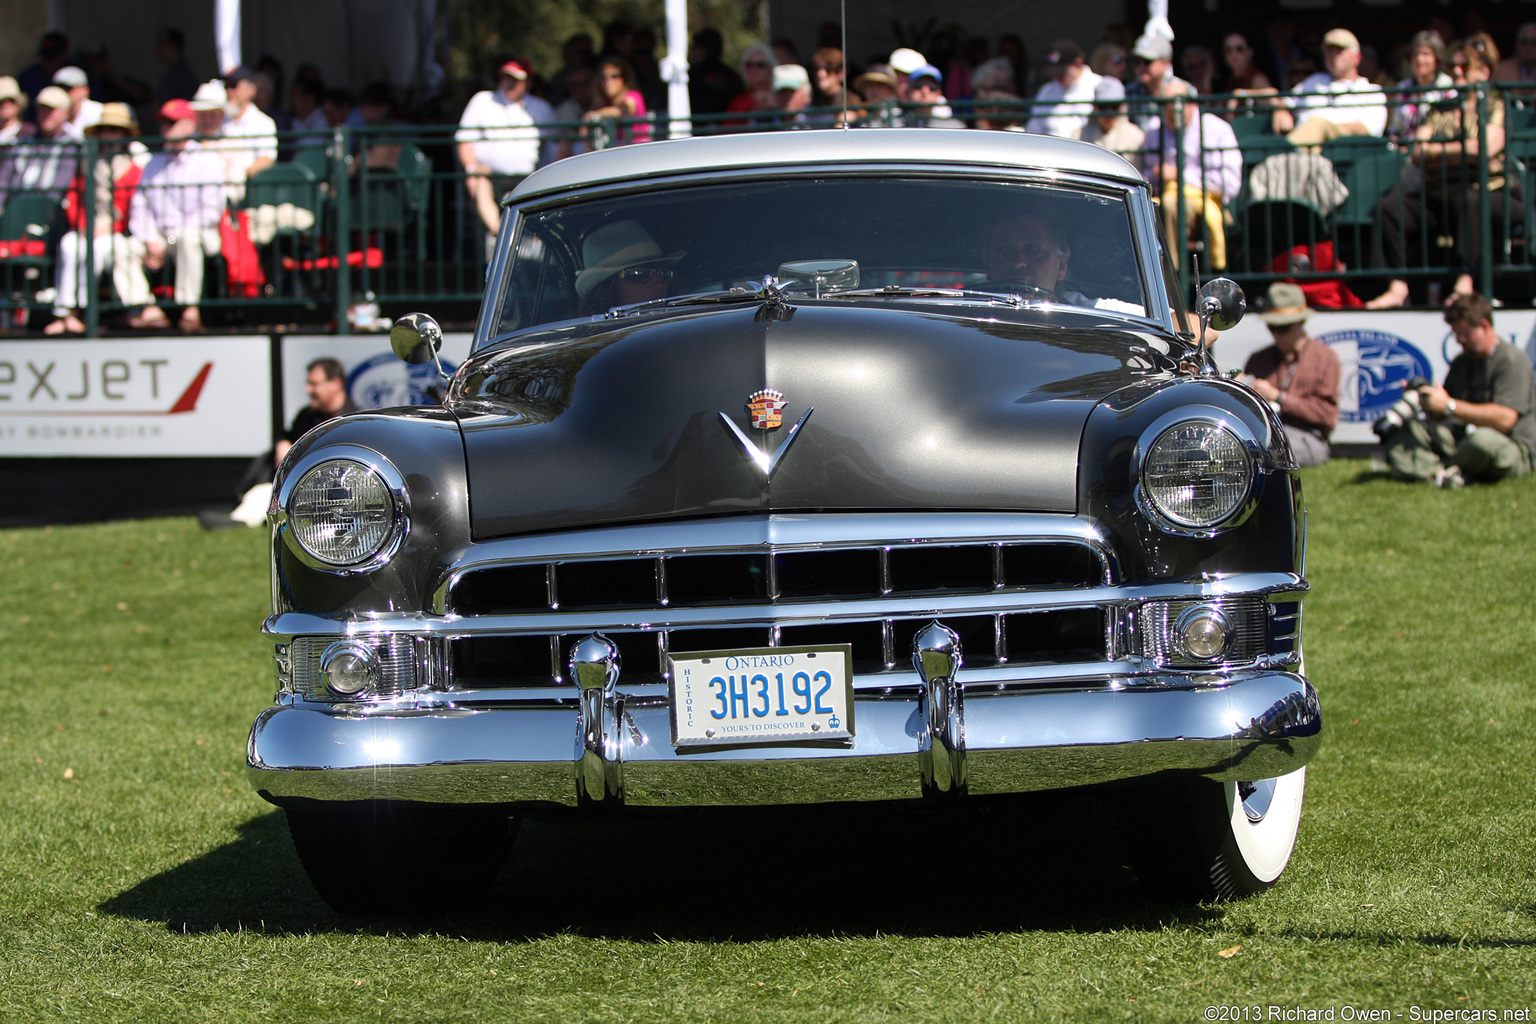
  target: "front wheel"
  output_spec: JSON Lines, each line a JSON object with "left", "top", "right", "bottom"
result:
{"left": 1127, "top": 767, "right": 1307, "bottom": 900}
{"left": 1203, "top": 768, "right": 1307, "bottom": 898}
{"left": 285, "top": 801, "right": 517, "bottom": 913}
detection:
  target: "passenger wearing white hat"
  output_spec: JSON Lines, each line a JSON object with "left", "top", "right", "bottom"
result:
{"left": 53, "top": 65, "right": 101, "bottom": 132}
{"left": 888, "top": 47, "right": 925, "bottom": 101}
{"left": 0, "top": 77, "right": 33, "bottom": 143}
{"left": 0, "top": 85, "right": 82, "bottom": 211}
{"left": 1271, "top": 26, "right": 1387, "bottom": 141}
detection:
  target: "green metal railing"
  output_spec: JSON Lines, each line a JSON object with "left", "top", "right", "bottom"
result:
{"left": 2, "top": 85, "right": 1532, "bottom": 337}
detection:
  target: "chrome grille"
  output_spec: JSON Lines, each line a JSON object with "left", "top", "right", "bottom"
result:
{"left": 445, "top": 539, "right": 1110, "bottom": 689}
{"left": 449, "top": 608, "right": 1108, "bottom": 688}
{"left": 448, "top": 541, "right": 1104, "bottom": 614}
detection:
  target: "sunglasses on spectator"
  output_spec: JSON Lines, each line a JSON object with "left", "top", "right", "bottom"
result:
{"left": 619, "top": 266, "right": 673, "bottom": 282}
{"left": 1225, "top": 44, "right": 1249, "bottom": 53}
{"left": 744, "top": 61, "right": 770, "bottom": 69}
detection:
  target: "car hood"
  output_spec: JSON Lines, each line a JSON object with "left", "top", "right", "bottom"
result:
{"left": 453, "top": 303, "right": 1176, "bottom": 540}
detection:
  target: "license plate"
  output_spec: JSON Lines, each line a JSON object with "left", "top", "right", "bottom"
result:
{"left": 667, "top": 645, "right": 854, "bottom": 748}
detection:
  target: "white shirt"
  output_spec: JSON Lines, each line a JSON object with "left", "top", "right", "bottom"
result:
{"left": 1141, "top": 110, "right": 1242, "bottom": 204}
{"left": 456, "top": 89, "right": 550, "bottom": 176}
{"left": 68, "top": 98, "right": 103, "bottom": 133}
{"left": 128, "top": 144, "right": 228, "bottom": 240}
{"left": 1025, "top": 69, "right": 1102, "bottom": 139}
{"left": 1287, "top": 73, "right": 1388, "bottom": 136}
{"left": 217, "top": 103, "right": 279, "bottom": 180}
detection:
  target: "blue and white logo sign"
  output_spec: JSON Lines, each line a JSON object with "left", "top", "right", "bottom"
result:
{"left": 347, "top": 351, "right": 459, "bottom": 409}
{"left": 1321, "top": 329, "right": 1433, "bottom": 424}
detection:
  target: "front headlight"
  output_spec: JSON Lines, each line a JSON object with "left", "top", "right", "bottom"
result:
{"left": 287, "top": 457, "right": 402, "bottom": 568}
{"left": 1140, "top": 418, "right": 1254, "bottom": 530}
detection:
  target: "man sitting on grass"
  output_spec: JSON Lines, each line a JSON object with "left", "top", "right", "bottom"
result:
{"left": 1380, "top": 292, "right": 1535, "bottom": 488}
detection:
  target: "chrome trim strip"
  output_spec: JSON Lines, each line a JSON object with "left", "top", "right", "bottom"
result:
{"left": 276, "top": 573, "right": 1306, "bottom": 641}
{"left": 430, "top": 513, "right": 1122, "bottom": 613}
{"left": 247, "top": 673, "right": 1321, "bottom": 808}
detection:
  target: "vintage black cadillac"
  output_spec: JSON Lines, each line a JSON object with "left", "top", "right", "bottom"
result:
{"left": 248, "top": 129, "right": 1321, "bottom": 911}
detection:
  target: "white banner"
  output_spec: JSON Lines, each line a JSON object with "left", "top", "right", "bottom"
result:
{"left": 279, "top": 334, "right": 474, "bottom": 428}
{"left": 0, "top": 337, "right": 272, "bottom": 457}
{"left": 1215, "top": 311, "right": 1536, "bottom": 446}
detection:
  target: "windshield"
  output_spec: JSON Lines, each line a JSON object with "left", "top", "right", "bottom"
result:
{"left": 490, "top": 176, "right": 1153, "bottom": 338}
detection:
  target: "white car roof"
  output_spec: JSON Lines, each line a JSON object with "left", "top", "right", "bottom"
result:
{"left": 507, "top": 127, "right": 1146, "bottom": 202}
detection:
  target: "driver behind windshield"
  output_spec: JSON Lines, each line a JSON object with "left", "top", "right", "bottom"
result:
{"left": 983, "top": 211, "right": 1144, "bottom": 314}
{"left": 575, "top": 219, "right": 685, "bottom": 313}
{"left": 983, "top": 212, "right": 1085, "bottom": 302}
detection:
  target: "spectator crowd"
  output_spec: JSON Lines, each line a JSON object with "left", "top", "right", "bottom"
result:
{"left": 3, "top": 12, "right": 1536, "bottom": 336}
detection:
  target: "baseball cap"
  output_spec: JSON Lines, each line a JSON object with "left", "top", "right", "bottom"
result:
{"left": 1132, "top": 33, "right": 1173, "bottom": 63}
{"left": 53, "top": 65, "right": 88, "bottom": 89}
{"left": 498, "top": 60, "right": 529, "bottom": 81}
{"left": 0, "top": 76, "right": 25, "bottom": 110}
{"left": 1093, "top": 76, "right": 1127, "bottom": 103}
{"left": 224, "top": 65, "right": 257, "bottom": 86}
{"left": 1043, "top": 40, "right": 1084, "bottom": 69}
{"left": 772, "top": 63, "right": 810, "bottom": 91}
{"left": 888, "top": 48, "right": 926, "bottom": 75}
{"left": 158, "top": 98, "right": 194, "bottom": 122}
{"left": 908, "top": 63, "right": 943, "bottom": 87}
{"left": 35, "top": 85, "right": 70, "bottom": 110}
{"left": 1322, "top": 28, "right": 1360, "bottom": 52}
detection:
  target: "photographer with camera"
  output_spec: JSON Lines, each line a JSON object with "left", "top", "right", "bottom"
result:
{"left": 1240, "top": 282, "right": 1342, "bottom": 467}
{"left": 1378, "top": 292, "right": 1535, "bottom": 488}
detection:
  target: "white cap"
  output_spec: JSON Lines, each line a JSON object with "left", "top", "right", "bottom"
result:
{"left": 889, "top": 48, "right": 926, "bottom": 75}
{"left": 190, "top": 79, "right": 227, "bottom": 111}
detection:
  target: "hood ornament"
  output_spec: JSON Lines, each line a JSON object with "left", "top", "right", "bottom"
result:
{"left": 720, "top": 389, "right": 812, "bottom": 479}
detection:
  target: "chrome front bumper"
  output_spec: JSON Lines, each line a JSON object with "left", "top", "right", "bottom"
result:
{"left": 247, "top": 669, "right": 1321, "bottom": 809}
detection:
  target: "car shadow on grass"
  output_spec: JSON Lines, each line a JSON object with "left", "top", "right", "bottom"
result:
{"left": 100, "top": 794, "right": 1227, "bottom": 940}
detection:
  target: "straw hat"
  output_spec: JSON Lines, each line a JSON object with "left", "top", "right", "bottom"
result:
{"left": 1260, "top": 281, "right": 1311, "bottom": 327}
{"left": 574, "top": 220, "right": 684, "bottom": 297}
{"left": 86, "top": 102, "right": 138, "bottom": 135}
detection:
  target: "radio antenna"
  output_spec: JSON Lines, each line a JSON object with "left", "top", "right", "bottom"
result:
{"left": 840, "top": 0, "right": 849, "bottom": 128}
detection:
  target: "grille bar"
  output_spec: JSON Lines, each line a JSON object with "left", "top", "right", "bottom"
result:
{"left": 449, "top": 608, "right": 1107, "bottom": 689}
{"left": 447, "top": 540, "right": 1105, "bottom": 617}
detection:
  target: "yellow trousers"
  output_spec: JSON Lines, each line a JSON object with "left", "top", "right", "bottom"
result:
{"left": 1160, "top": 182, "right": 1227, "bottom": 272}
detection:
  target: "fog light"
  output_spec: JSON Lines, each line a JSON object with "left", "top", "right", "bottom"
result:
{"left": 1175, "top": 605, "right": 1233, "bottom": 661}
{"left": 321, "top": 642, "right": 380, "bottom": 696}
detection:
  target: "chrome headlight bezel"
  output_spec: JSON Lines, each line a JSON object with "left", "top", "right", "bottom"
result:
{"left": 273, "top": 444, "right": 410, "bottom": 574}
{"left": 1134, "top": 408, "right": 1261, "bottom": 537}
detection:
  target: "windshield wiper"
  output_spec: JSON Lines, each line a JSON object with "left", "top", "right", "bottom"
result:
{"left": 819, "top": 286, "right": 1028, "bottom": 307}
{"left": 606, "top": 288, "right": 765, "bottom": 318}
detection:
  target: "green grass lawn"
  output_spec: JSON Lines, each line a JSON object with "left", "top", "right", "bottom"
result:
{"left": 3, "top": 459, "right": 1535, "bottom": 1022}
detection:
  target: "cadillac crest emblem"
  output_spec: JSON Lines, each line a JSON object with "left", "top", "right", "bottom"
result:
{"left": 747, "top": 389, "right": 787, "bottom": 430}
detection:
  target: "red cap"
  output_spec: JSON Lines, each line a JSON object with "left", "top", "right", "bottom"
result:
{"left": 498, "top": 60, "right": 528, "bottom": 81}
{"left": 159, "top": 98, "right": 193, "bottom": 122}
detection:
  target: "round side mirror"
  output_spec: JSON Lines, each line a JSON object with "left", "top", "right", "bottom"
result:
{"left": 390, "top": 312, "right": 443, "bottom": 365}
{"left": 1197, "top": 278, "right": 1246, "bottom": 332}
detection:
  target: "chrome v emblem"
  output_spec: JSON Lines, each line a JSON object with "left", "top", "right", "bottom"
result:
{"left": 718, "top": 407, "right": 813, "bottom": 479}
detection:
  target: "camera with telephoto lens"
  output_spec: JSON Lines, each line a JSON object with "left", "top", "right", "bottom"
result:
{"left": 1372, "top": 375, "right": 1432, "bottom": 439}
